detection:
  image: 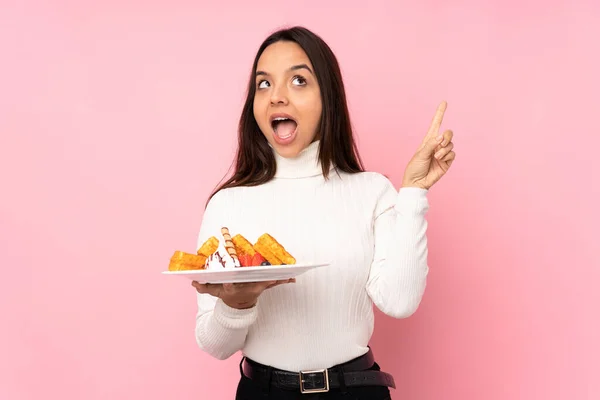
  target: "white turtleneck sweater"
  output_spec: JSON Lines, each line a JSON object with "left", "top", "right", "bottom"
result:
{"left": 194, "top": 140, "right": 430, "bottom": 372}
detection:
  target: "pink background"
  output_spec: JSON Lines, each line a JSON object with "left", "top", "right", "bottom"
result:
{"left": 1, "top": 1, "right": 598, "bottom": 399}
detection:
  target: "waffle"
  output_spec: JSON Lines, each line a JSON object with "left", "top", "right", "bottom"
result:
{"left": 232, "top": 234, "right": 256, "bottom": 257}
{"left": 197, "top": 236, "right": 219, "bottom": 258}
{"left": 253, "top": 233, "right": 296, "bottom": 265}
{"left": 168, "top": 250, "right": 206, "bottom": 271}
{"left": 171, "top": 230, "right": 295, "bottom": 270}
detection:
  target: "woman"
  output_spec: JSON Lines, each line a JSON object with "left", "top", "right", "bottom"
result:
{"left": 191, "top": 26, "right": 455, "bottom": 399}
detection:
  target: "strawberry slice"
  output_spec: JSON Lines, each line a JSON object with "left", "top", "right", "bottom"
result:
{"left": 238, "top": 253, "right": 252, "bottom": 267}
{"left": 251, "top": 252, "right": 266, "bottom": 266}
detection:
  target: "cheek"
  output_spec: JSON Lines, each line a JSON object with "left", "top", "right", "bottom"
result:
{"left": 253, "top": 96, "right": 267, "bottom": 128}
{"left": 303, "top": 96, "right": 322, "bottom": 126}
{"left": 314, "top": 100, "right": 323, "bottom": 122}
{"left": 252, "top": 96, "right": 260, "bottom": 118}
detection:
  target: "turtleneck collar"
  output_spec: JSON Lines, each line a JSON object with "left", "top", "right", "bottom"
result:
{"left": 273, "top": 140, "right": 334, "bottom": 179}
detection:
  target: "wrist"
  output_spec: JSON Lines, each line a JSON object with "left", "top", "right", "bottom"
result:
{"left": 401, "top": 181, "right": 428, "bottom": 190}
{"left": 222, "top": 297, "right": 257, "bottom": 310}
{"left": 213, "top": 298, "right": 259, "bottom": 330}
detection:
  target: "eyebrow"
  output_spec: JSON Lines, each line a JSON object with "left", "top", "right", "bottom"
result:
{"left": 256, "top": 64, "right": 314, "bottom": 77}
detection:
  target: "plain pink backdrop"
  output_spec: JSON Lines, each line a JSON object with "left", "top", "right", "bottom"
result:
{"left": 1, "top": 1, "right": 598, "bottom": 399}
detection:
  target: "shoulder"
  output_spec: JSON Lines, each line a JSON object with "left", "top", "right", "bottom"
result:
{"left": 361, "top": 171, "right": 395, "bottom": 188}
{"left": 337, "top": 170, "right": 397, "bottom": 195}
{"left": 334, "top": 171, "right": 399, "bottom": 214}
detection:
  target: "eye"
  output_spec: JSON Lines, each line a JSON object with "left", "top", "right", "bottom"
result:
{"left": 257, "top": 80, "right": 270, "bottom": 89}
{"left": 292, "top": 75, "right": 307, "bottom": 86}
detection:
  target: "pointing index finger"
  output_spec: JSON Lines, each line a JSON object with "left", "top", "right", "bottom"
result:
{"left": 426, "top": 101, "right": 448, "bottom": 140}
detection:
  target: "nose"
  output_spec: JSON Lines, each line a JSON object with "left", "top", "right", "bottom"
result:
{"left": 270, "top": 85, "right": 289, "bottom": 105}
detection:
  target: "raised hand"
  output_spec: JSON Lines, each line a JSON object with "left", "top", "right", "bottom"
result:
{"left": 401, "top": 101, "right": 456, "bottom": 190}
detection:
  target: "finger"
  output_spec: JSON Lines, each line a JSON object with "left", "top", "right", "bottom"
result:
{"left": 261, "top": 279, "right": 285, "bottom": 289}
{"left": 425, "top": 101, "right": 447, "bottom": 140}
{"left": 434, "top": 141, "right": 454, "bottom": 160}
{"left": 192, "top": 281, "right": 221, "bottom": 296}
{"left": 422, "top": 133, "right": 444, "bottom": 155}
{"left": 433, "top": 130, "right": 453, "bottom": 154}
{"left": 266, "top": 278, "right": 296, "bottom": 288}
{"left": 265, "top": 281, "right": 292, "bottom": 289}
{"left": 441, "top": 151, "right": 456, "bottom": 167}
{"left": 262, "top": 278, "right": 295, "bottom": 290}
{"left": 440, "top": 129, "right": 453, "bottom": 147}
{"left": 191, "top": 280, "right": 206, "bottom": 291}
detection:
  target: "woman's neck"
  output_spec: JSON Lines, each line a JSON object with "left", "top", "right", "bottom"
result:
{"left": 273, "top": 140, "right": 333, "bottom": 179}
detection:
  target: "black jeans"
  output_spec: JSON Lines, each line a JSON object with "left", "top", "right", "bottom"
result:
{"left": 235, "top": 361, "right": 392, "bottom": 400}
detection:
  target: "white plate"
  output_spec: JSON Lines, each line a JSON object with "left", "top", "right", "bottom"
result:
{"left": 162, "top": 263, "right": 329, "bottom": 284}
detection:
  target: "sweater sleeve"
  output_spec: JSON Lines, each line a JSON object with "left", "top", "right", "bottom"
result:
{"left": 193, "top": 191, "right": 258, "bottom": 360}
{"left": 365, "top": 179, "right": 430, "bottom": 319}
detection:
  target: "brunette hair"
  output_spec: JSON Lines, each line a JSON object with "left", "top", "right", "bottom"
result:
{"left": 209, "top": 26, "right": 364, "bottom": 201}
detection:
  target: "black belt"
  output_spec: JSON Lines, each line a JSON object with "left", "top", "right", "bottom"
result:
{"left": 240, "top": 348, "right": 396, "bottom": 394}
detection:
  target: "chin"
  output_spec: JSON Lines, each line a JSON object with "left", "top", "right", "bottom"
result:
{"left": 271, "top": 142, "right": 303, "bottom": 159}
{"left": 266, "top": 131, "right": 311, "bottom": 158}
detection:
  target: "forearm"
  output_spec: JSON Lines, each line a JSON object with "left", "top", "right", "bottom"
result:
{"left": 194, "top": 295, "right": 258, "bottom": 360}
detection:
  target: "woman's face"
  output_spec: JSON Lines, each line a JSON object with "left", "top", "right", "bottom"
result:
{"left": 253, "top": 41, "right": 322, "bottom": 159}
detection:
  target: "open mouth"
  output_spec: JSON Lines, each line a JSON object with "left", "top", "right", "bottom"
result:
{"left": 270, "top": 115, "right": 298, "bottom": 139}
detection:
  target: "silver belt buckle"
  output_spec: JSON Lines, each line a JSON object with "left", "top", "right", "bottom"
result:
{"left": 299, "top": 368, "right": 329, "bottom": 394}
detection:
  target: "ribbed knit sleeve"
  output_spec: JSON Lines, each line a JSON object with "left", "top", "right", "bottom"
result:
{"left": 193, "top": 191, "right": 258, "bottom": 360}
{"left": 366, "top": 181, "right": 430, "bottom": 318}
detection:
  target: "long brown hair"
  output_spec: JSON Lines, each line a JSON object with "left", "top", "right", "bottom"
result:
{"left": 208, "top": 26, "right": 364, "bottom": 202}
